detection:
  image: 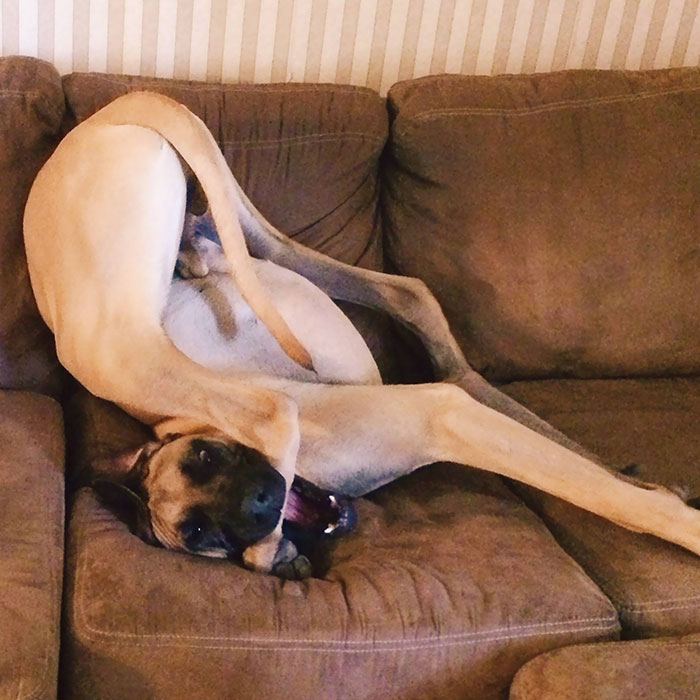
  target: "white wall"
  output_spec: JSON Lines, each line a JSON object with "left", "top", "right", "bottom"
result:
{"left": 2, "top": 0, "right": 699, "bottom": 95}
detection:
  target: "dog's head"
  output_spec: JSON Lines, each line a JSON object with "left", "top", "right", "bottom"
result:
{"left": 93, "top": 434, "right": 286, "bottom": 559}
{"left": 92, "top": 434, "right": 356, "bottom": 570}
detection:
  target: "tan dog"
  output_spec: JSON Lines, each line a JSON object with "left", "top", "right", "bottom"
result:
{"left": 23, "top": 92, "right": 700, "bottom": 577}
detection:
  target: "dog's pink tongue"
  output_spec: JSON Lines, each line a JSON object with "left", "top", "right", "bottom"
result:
{"left": 283, "top": 488, "right": 317, "bottom": 526}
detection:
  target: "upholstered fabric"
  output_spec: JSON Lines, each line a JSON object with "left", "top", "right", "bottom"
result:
{"left": 0, "top": 57, "right": 65, "bottom": 396}
{"left": 510, "top": 634, "right": 700, "bottom": 699}
{"left": 62, "top": 389, "right": 618, "bottom": 700}
{"left": 503, "top": 377, "right": 700, "bottom": 638}
{"left": 0, "top": 390, "right": 64, "bottom": 700}
{"left": 384, "top": 69, "right": 700, "bottom": 382}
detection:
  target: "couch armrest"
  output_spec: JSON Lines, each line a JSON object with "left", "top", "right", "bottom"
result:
{"left": 0, "top": 391, "right": 64, "bottom": 700}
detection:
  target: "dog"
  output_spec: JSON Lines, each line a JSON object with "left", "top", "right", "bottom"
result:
{"left": 23, "top": 92, "right": 700, "bottom": 578}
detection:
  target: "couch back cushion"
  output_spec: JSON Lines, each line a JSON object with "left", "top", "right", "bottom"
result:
{"left": 62, "top": 74, "right": 398, "bottom": 377}
{"left": 0, "top": 57, "right": 65, "bottom": 395}
{"left": 384, "top": 69, "right": 700, "bottom": 382}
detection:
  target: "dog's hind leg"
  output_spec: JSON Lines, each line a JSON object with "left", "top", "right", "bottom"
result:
{"left": 234, "top": 189, "right": 602, "bottom": 463}
{"left": 234, "top": 192, "right": 467, "bottom": 379}
{"left": 25, "top": 120, "right": 300, "bottom": 478}
{"left": 23, "top": 99, "right": 304, "bottom": 574}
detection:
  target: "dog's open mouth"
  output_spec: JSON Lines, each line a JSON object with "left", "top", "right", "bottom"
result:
{"left": 282, "top": 476, "right": 357, "bottom": 539}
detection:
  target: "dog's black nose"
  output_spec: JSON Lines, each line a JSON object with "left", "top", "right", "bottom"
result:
{"left": 241, "top": 480, "right": 283, "bottom": 525}
{"left": 233, "top": 464, "right": 286, "bottom": 543}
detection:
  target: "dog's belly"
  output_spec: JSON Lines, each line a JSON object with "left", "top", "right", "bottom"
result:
{"left": 162, "top": 259, "right": 381, "bottom": 386}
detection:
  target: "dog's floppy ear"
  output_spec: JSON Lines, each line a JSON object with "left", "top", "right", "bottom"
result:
{"left": 90, "top": 441, "right": 161, "bottom": 481}
{"left": 91, "top": 479, "right": 160, "bottom": 547}
{"left": 90, "top": 441, "right": 162, "bottom": 547}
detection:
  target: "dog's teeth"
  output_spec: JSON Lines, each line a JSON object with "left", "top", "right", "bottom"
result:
{"left": 324, "top": 523, "right": 337, "bottom": 535}
{"left": 328, "top": 495, "right": 338, "bottom": 507}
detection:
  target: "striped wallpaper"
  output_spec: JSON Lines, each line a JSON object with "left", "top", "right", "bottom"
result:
{"left": 1, "top": 0, "right": 700, "bottom": 95}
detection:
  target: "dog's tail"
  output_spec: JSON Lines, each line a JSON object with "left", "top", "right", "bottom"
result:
{"left": 89, "top": 91, "right": 314, "bottom": 372}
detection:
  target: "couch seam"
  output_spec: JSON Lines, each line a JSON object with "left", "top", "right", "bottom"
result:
{"left": 618, "top": 594, "right": 700, "bottom": 606}
{"left": 75, "top": 621, "right": 618, "bottom": 652}
{"left": 65, "top": 74, "right": 379, "bottom": 96}
{"left": 220, "top": 132, "right": 385, "bottom": 149}
{"left": 46, "top": 421, "right": 64, "bottom": 700}
{"left": 0, "top": 89, "right": 43, "bottom": 97}
{"left": 531, "top": 406, "right": 700, "bottom": 417}
{"left": 396, "top": 83, "right": 700, "bottom": 137}
{"left": 13, "top": 476, "right": 57, "bottom": 700}
{"left": 13, "top": 403, "right": 65, "bottom": 700}
{"left": 74, "top": 535, "right": 618, "bottom": 648}
{"left": 618, "top": 598, "right": 700, "bottom": 614}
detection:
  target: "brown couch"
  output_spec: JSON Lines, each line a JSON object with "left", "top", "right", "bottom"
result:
{"left": 2, "top": 54, "right": 699, "bottom": 700}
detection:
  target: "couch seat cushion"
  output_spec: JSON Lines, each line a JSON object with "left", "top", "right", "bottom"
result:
{"left": 62, "top": 391, "right": 618, "bottom": 700}
{"left": 384, "top": 69, "right": 700, "bottom": 383}
{"left": 510, "top": 633, "right": 700, "bottom": 699}
{"left": 503, "top": 376, "right": 700, "bottom": 638}
{"left": 0, "top": 57, "right": 65, "bottom": 395}
{"left": 0, "top": 390, "right": 64, "bottom": 700}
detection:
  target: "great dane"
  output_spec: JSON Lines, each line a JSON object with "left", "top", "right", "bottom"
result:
{"left": 23, "top": 92, "right": 700, "bottom": 578}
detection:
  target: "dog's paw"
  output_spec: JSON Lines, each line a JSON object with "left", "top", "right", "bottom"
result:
{"left": 270, "top": 537, "right": 313, "bottom": 579}
{"left": 176, "top": 248, "right": 209, "bottom": 279}
{"left": 272, "top": 554, "right": 313, "bottom": 580}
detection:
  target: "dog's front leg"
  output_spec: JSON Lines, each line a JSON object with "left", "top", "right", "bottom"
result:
{"left": 58, "top": 326, "right": 302, "bottom": 574}
{"left": 289, "top": 381, "right": 700, "bottom": 556}
{"left": 431, "top": 384, "right": 700, "bottom": 555}
{"left": 69, "top": 330, "right": 299, "bottom": 466}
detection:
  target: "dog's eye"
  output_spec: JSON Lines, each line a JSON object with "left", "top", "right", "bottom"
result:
{"left": 182, "top": 443, "right": 219, "bottom": 485}
{"left": 181, "top": 512, "right": 210, "bottom": 549}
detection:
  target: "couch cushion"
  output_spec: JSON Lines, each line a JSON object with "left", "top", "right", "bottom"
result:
{"left": 0, "top": 390, "right": 64, "bottom": 700}
{"left": 510, "top": 633, "right": 700, "bottom": 699}
{"left": 62, "top": 73, "right": 403, "bottom": 380}
{"left": 0, "top": 57, "right": 65, "bottom": 396}
{"left": 384, "top": 69, "right": 700, "bottom": 382}
{"left": 502, "top": 377, "right": 700, "bottom": 638}
{"left": 61, "top": 389, "right": 618, "bottom": 700}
